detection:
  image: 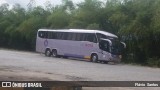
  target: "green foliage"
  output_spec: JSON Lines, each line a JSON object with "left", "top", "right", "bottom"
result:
{"left": 147, "top": 57, "right": 160, "bottom": 67}
{"left": 47, "top": 8, "right": 70, "bottom": 29}
{"left": 0, "top": 0, "right": 160, "bottom": 66}
{"left": 68, "top": 20, "right": 87, "bottom": 29}
{"left": 87, "top": 23, "right": 100, "bottom": 30}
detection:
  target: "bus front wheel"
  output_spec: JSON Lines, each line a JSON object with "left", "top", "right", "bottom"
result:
{"left": 91, "top": 54, "right": 98, "bottom": 62}
{"left": 52, "top": 49, "right": 58, "bottom": 57}
{"left": 45, "top": 49, "right": 52, "bottom": 57}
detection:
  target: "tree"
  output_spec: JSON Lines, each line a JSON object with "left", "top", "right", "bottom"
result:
{"left": 47, "top": 6, "right": 71, "bottom": 29}
{"left": 0, "top": 0, "right": 160, "bottom": 66}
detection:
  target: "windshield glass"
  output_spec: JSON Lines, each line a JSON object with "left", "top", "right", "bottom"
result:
{"left": 99, "top": 40, "right": 110, "bottom": 52}
{"left": 110, "top": 38, "right": 124, "bottom": 55}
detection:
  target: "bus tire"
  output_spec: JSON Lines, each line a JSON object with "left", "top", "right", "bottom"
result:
{"left": 52, "top": 49, "right": 58, "bottom": 57}
{"left": 45, "top": 48, "right": 52, "bottom": 57}
{"left": 91, "top": 54, "right": 98, "bottom": 62}
{"left": 102, "top": 61, "right": 109, "bottom": 64}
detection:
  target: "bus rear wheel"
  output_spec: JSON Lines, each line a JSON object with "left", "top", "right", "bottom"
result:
{"left": 91, "top": 54, "right": 98, "bottom": 62}
{"left": 45, "top": 49, "right": 52, "bottom": 57}
{"left": 52, "top": 49, "right": 58, "bottom": 57}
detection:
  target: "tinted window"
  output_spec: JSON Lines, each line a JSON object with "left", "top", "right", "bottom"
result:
{"left": 99, "top": 40, "right": 109, "bottom": 52}
{"left": 38, "top": 31, "right": 44, "bottom": 38}
{"left": 38, "top": 31, "right": 97, "bottom": 43}
{"left": 96, "top": 33, "right": 108, "bottom": 41}
{"left": 73, "top": 33, "right": 88, "bottom": 41}
{"left": 62, "top": 32, "right": 68, "bottom": 40}
{"left": 67, "top": 32, "right": 73, "bottom": 40}
{"left": 38, "top": 31, "right": 48, "bottom": 38}
{"left": 80, "top": 33, "right": 86, "bottom": 41}
{"left": 48, "top": 31, "right": 56, "bottom": 39}
{"left": 67, "top": 33, "right": 76, "bottom": 40}
{"left": 86, "top": 33, "right": 97, "bottom": 43}
{"left": 72, "top": 33, "right": 76, "bottom": 40}
{"left": 56, "top": 32, "right": 63, "bottom": 39}
{"left": 75, "top": 33, "right": 82, "bottom": 41}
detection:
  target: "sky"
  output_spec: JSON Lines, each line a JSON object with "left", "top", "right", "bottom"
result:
{"left": 0, "top": 0, "right": 84, "bottom": 8}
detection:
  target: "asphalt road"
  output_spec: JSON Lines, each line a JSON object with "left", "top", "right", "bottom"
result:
{"left": 0, "top": 49, "right": 160, "bottom": 90}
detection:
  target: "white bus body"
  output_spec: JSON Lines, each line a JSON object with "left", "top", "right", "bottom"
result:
{"left": 36, "top": 29, "right": 125, "bottom": 63}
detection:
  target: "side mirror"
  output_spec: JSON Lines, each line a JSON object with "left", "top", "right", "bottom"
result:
{"left": 121, "top": 42, "right": 126, "bottom": 49}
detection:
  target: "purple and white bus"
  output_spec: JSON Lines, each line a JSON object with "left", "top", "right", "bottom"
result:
{"left": 36, "top": 29, "right": 126, "bottom": 63}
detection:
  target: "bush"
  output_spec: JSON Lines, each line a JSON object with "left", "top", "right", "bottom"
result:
{"left": 147, "top": 57, "right": 160, "bottom": 67}
{"left": 121, "top": 53, "right": 135, "bottom": 63}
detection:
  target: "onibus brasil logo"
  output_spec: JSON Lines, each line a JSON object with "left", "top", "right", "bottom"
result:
{"left": 2, "top": 82, "right": 42, "bottom": 87}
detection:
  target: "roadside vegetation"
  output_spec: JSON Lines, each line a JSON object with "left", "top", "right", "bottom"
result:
{"left": 0, "top": 0, "right": 160, "bottom": 67}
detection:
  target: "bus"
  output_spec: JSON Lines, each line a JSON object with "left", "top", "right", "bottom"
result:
{"left": 36, "top": 29, "right": 126, "bottom": 63}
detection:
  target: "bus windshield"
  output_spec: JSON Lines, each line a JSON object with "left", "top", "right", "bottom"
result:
{"left": 110, "top": 38, "right": 124, "bottom": 55}
{"left": 99, "top": 40, "right": 110, "bottom": 52}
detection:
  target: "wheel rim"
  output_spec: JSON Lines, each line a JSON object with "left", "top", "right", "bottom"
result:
{"left": 46, "top": 50, "right": 50, "bottom": 56}
{"left": 52, "top": 51, "right": 57, "bottom": 57}
{"left": 92, "top": 55, "right": 97, "bottom": 62}
{"left": 45, "top": 49, "right": 51, "bottom": 57}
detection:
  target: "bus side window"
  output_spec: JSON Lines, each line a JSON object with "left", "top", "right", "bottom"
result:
{"left": 48, "top": 31, "right": 52, "bottom": 39}
{"left": 93, "top": 34, "right": 97, "bottom": 43}
{"left": 39, "top": 31, "right": 48, "bottom": 39}
{"left": 44, "top": 31, "right": 48, "bottom": 38}
{"left": 67, "top": 32, "right": 73, "bottom": 40}
{"left": 67, "top": 33, "right": 77, "bottom": 41}
{"left": 99, "top": 40, "right": 109, "bottom": 52}
{"left": 75, "top": 33, "right": 81, "bottom": 41}
{"left": 71, "top": 33, "right": 76, "bottom": 40}
{"left": 62, "top": 32, "right": 68, "bottom": 40}
{"left": 52, "top": 32, "right": 56, "bottom": 39}
{"left": 97, "top": 33, "right": 107, "bottom": 42}
{"left": 48, "top": 32, "right": 55, "bottom": 39}
{"left": 87, "top": 33, "right": 97, "bottom": 43}
{"left": 80, "top": 33, "right": 86, "bottom": 41}
{"left": 38, "top": 31, "right": 48, "bottom": 38}
{"left": 56, "top": 32, "right": 63, "bottom": 40}
{"left": 38, "top": 31, "right": 44, "bottom": 38}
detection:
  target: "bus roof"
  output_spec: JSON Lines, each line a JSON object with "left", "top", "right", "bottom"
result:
{"left": 38, "top": 29, "right": 118, "bottom": 38}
